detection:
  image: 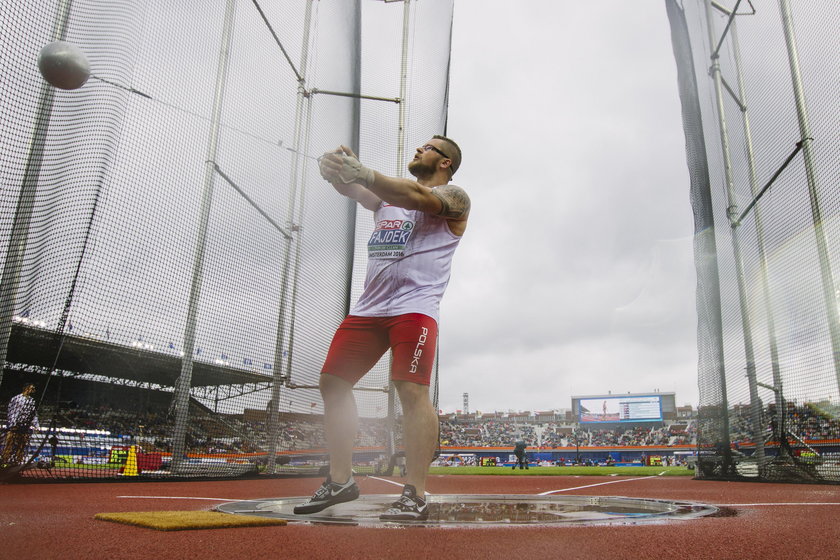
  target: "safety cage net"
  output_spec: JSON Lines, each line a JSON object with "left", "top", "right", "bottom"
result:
{"left": 667, "top": 0, "right": 839, "bottom": 482}
{"left": 0, "top": 0, "right": 453, "bottom": 481}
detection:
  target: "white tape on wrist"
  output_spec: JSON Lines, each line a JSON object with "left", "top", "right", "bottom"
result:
{"left": 337, "top": 156, "right": 375, "bottom": 187}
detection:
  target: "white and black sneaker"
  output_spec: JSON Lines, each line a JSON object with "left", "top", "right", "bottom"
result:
{"left": 293, "top": 475, "right": 360, "bottom": 514}
{"left": 379, "top": 484, "right": 429, "bottom": 521}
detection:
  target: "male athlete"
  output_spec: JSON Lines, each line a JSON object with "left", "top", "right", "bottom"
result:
{"left": 294, "top": 135, "right": 468, "bottom": 521}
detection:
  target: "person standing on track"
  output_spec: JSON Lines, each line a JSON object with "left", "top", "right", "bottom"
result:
{"left": 513, "top": 440, "right": 529, "bottom": 470}
{"left": 1, "top": 384, "right": 39, "bottom": 467}
{"left": 294, "top": 135, "right": 469, "bottom": 521}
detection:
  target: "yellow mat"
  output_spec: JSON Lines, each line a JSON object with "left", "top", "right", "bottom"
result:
{"left": 94, "top": 510, "right": 287, "bottom": 531}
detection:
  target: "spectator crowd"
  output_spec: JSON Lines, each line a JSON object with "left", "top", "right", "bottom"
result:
{"left": 5, "top": 398, "right": 840, "bottom": 458}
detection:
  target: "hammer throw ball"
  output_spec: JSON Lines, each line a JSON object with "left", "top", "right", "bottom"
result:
{"left": 38, "top": 41, "right": 91, "bottom": 90}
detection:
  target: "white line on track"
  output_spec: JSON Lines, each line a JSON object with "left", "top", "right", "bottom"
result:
{"left": 717, "top": 502, "right": 840, "bottom": 507}
{"left": 365, "top": 475, "right": 432, "bottom": 495}
{"left": 118, "top": 496, "right": 257, "bottom": 501}
{"left": 118, "top": 475, "right": 425, "bottom": 502}
{"left": 537, "top": 476, "right": 657, "bottom": 496}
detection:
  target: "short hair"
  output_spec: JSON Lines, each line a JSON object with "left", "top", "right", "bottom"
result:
{"left": 433, "top": 134, "right": 462, "bottom": 177}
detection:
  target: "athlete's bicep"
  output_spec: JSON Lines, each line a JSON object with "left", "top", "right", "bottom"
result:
{"left": 429, "top": 185, "right": 470, "bottom": 219}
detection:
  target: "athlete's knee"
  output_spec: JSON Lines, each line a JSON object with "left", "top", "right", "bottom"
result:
{"left": 394, "top": 380, "right": 431, "bottom": 412}
{"left": 319, "top": 373, "right": 353, "bottom": 402}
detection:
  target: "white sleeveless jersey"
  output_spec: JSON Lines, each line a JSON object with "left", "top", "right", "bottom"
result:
{"left": 351, "top": 195, "right": 462, "bottom": 322}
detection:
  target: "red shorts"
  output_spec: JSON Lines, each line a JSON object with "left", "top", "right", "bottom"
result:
{"left": 321, "top": 314, "right": 438, "bottom": 386}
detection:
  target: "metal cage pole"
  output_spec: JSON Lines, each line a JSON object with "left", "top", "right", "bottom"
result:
{"left": 703, "top": 0, "right": 764, "bottom": 462}
{"left": 170, "top": 0, "right": 237, "bottom": 473}
{"left": 342, "top": 3, "right": 363, "bottom": 322}
{"left": 395, "top": 0, "right": 411, "bottom": 180}
{"left": 0, "top": 0, "right": 74, "bottom": 390}
{"left": 666, "top": 0, "right": 733, "bottom": 475}
{"left": 280, "top": 60, "right": 317, "bottom": 433}
{"left": 726, "top": 12, "right": 784, "bottom": 456}
{"left": 778, "top": 0, "right": 840, "bottom": 390}
{"left": 384, "top": 0, "right": 413, "bottom": 468}
{"left": 266, "top": 0, "right": 315, "bottom": 474}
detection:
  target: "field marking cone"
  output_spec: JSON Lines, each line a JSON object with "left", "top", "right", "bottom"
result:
{"left": 123, "top": 445, "right": 139, "bottom": 476}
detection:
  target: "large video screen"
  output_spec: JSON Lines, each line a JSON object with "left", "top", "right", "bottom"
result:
{"left": 578, "top": 395, "right": 662, "bottom": 424}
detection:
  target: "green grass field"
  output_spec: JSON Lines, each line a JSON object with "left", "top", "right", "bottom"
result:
{"left": 427, "top": 465, "right": 693, "bottom": 477}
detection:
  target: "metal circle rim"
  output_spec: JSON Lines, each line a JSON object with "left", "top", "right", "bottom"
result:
{"left": 216, "top": 493, "right": 719, "bottom": 528}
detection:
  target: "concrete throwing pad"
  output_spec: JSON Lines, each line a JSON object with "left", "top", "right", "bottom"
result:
{"left": 216, "top": 494, "right": 718, "bottom": 527}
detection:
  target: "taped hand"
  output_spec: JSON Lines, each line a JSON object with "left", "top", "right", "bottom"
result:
{"left": 319, "top": 147, "right": 374, "bottom": 188}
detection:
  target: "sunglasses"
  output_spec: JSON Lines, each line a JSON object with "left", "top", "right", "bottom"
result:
{"left": 422, "top": 144, "right": 450, "bottom": 159}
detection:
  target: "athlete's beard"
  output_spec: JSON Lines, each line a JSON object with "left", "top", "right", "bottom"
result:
{"left": 408, "top": 158, "right": 435, "bottom": 180}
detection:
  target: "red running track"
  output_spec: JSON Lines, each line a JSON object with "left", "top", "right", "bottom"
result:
{"left": 2, "top": 474, "right": 839, "bottom": 560}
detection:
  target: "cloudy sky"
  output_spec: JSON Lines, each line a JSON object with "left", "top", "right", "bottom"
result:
{"left": 3, "top": 1, "right": 699, "bottom": 417}
{"left": 436, "top": 2, "right": 698, "bottom": 413}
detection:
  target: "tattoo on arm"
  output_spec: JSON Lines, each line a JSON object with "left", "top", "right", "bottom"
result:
{"left": 431, "top": 185, "right": 471, "bottom": 219}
